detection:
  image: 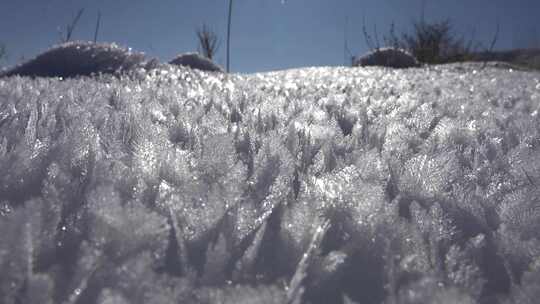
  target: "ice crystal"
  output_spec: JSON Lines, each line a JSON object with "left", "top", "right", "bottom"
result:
{"left": 1, "top": 61, "right": 539, "bottom": 303}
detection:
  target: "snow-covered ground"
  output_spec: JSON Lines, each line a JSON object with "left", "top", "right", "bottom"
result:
{"left": 1, "top": 63, "right": 540, "bottom": 304}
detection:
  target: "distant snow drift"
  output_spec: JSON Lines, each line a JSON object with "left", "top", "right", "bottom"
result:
{"left": 354, "top": 47, "right": 420, "bottom": 68}
{"left": 169, "top": 52, "right": 224, "bottom": 72}
{"left": 0, "top": 41, "right": 152, "bottom": 78}
{"left": 0, "top": 63, "right": 539, "bottom": 304}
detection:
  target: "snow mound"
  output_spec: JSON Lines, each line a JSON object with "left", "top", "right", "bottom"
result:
{"left": 353, "top": 47, "right": 420, "bottom": 68}
{"left": 0, "top": 41, "right": 151, "bottom": 78}
{"left": 169, "top": 52, "right": 224, "bottom": 72}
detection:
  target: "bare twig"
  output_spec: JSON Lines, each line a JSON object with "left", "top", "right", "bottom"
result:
{"left": 196, "top": 24, "right": 220, "bottom": 60}
{"left": 60, "top": 8, "right": 85, "bottom": 43}
{"left": 0, "top": 44, "right": 6, "bottom": 62}
{"left": 373, "top": 23, "right": 381, "bottom": 51}
{"left": 93, "top": 10, "right": 101, "bottom": 43}
{"left": 464, "top": 27, "right": 477, "bottom": 56}
{"left": 344, "top": 16, "right": 354, "bottom": 65}
{"left": 383, "top": 21, "right": 400, "bottom": 50}
{"left": 488, "top": 22, "right": 500, "bottom": 53}
{"left": 226, "top": 0, "right": 233, "bottom": 72}
{"left": 481, "top": 21, "right": 500, "bottom": 69}
{"left": 362, "top": 15, "right": 377, "bottom": 51}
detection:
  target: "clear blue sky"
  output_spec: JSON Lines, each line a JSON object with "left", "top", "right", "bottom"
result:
{"left": 1, "top": 0, "right": 539, "bottom": 73}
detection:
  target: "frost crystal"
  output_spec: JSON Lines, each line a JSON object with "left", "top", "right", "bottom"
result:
{"left": 1, "top": 61, "right": 539, "bottom": 304}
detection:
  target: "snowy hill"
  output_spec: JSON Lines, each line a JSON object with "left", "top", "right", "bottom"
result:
{"left": 472, "top": 48, "right": 540, "bottom": 70}
{"left": 1, "top": 63, "right": 539, "bottom": 304}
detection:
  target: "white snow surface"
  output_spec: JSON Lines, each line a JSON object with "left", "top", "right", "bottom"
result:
{"left": 0, "top": 62, "right": 540, "bottom": 303}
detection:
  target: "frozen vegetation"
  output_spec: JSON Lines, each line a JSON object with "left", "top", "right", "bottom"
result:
{"left": 0, "top": 57, "right": 540, "bottom": 304}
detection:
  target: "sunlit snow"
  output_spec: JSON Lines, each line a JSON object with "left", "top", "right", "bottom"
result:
{"left": 1, "top": 61, "right": 539, "bottom": 304}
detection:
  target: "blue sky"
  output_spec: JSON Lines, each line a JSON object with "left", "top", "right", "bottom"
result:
{"left": 1, "top": 0, "right": 539, "bottom": 73}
